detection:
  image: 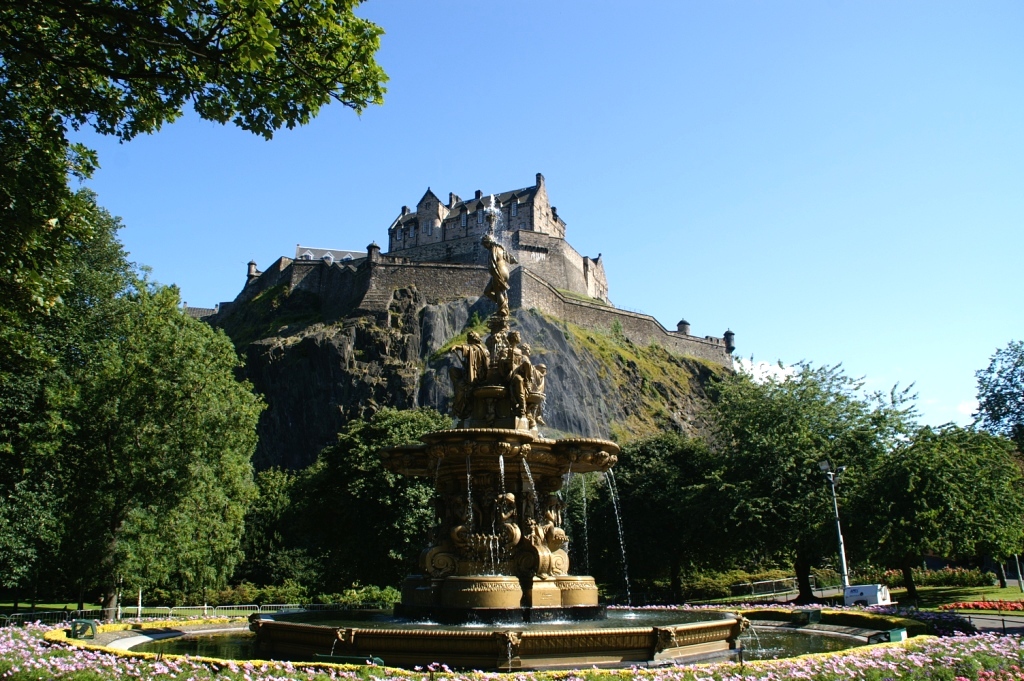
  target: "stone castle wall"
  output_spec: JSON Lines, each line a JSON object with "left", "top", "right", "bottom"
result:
{"left": 362, "top": 260, "right": 491, "bottom": 310}
{"left": 219, "top": 253, "right": 731, "bottom": 367}
{"left": 510, "top": 268, "right": 734, "bottom": 367}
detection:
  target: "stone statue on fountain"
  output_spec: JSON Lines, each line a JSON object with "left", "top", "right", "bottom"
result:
{"left": 448, "top": 331, "right": 489, "bottom": 419}
{"left": 481, "top": 232, "right": 517, "bottom": 319}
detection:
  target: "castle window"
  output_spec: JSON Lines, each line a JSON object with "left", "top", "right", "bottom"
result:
{"left": 478, "top": 209, "right": 485, "bottom": 225}
{"left": 461, "top": 211, "right": 467, "bottom": 227}
{"left": 395, "top": 229, "right": 402, "bottom": 241}
{"left": 511, "top": 201, "right": 518, "bottom": 217}
{"left": 409, "top": 225, "right": 416, "bottom": 239}
{"left": 427, "top": 222, "right": 433, "bottom": 236}
{"left": 322, "top": 252, "right": 334, "bottom": 264}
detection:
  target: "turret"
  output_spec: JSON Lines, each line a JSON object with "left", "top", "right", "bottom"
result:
{"left": 367, "top": 242, "right": 381, "bottom": 264}
{"left": 676, "top": 319, "right": 690, "bottom": 335}
{"left": 246, "top": 260, "right": 260, "bottom": 284}
{"left": 724, "top": 329, "right": 736, "bottom": 354}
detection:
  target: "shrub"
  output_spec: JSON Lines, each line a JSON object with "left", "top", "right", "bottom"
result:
{"left": 680, "top": 568, "right": 793, "bottom": 601}
{"left": 853, "top": 566, "right": 994, "bottom": 588}
{"left": 811, "top": 567, "right": 842, "bottom": 588}
{"left": 313, "top": 585, "right": 400, "bottom": 607}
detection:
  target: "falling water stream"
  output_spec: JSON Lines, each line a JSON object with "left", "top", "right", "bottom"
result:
{"left": 521, "top": 458, "right": 539, "bottom": 521}
{"left": 606, "top": 469, "right": 632, "bottom": 606}
{"left": 498, "top": 454, "right": 507, "bottom": 568}
{"left": 465, "top": 455, "right": 474, "bottom": 531}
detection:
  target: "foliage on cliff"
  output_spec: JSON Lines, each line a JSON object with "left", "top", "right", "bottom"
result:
{"left": 217, "top": 284, "right": 730, "bottom": 470}
{"left": 543, "top": 314, "right": 727, "bottom": 441}
{"left": 217, "top": 282, "right": 325, "bottom": 351}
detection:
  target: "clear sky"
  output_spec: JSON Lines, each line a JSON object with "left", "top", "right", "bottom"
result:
{"left": 74, "top": 1, "right": 1023, "bottom": 428}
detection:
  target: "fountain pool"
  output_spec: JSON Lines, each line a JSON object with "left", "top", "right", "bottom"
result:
{"left": 133, "top": 611, "right": 865, "bottom": 666}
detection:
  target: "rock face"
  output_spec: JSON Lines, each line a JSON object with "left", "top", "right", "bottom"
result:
{"left": 216, "top": 285, "right": 725, "bottom": 470}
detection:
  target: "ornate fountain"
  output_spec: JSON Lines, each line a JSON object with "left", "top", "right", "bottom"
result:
{"left": 251, "top": 210, "right": 748, "bottom": 669}
{"left": 383, "top": 221, "right": 618, "bottom": 622}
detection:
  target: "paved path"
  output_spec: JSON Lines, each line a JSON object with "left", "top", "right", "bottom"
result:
{"left": 955, "top": 613, "right": 1024, "bottom": 636}
{"left": 87, "top": 622, "right": 250, "bottom": 650}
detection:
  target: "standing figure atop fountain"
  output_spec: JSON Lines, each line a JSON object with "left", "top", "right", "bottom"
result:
{"left": 482, "top": 233, "right": 517, "bottom": 319}
{"left": 449, "top": 331, "right": 489, "bottom": 418}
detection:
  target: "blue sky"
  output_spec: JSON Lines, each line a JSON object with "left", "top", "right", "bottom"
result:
{"left": 75, "top": 1, "right": 1023, "bottom": 428}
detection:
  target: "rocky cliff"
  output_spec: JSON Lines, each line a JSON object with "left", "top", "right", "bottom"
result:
{"left": 214, "top": 283, "right": 727, "bottom": 470}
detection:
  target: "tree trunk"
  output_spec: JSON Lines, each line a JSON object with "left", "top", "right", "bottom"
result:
{"left": 793, "top": 552, "right": 817, "bottom": 604}
{"left": 900, "top": 557, "right": 918, "bottom": 603}
{"left": 12, "top": 591, "right": 19, "bottom": 613}
{"left": 77, "top": 582, "right": 85, "bottom": 612}
{"left": 998, "top": 562, "right": 1008, "bottom": 589}
{"left": 101, "top": 589, "right": 118, "bottom": 620}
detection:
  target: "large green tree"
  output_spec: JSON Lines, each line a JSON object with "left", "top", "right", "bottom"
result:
{"left": 293, "top": 407, "right": 450, "bottom": 592}
{"left": 0, "top": 190, "right": 128, "bottom": 605}
{"left": 0, "top": 0, "right": 387, "bottom": 142}
{"left": 710, "top": 363, "right": 915, "bottom": 602}
{"left": 1, "top": 0, "right": 384, "bottom": 606}
{"left": 235, "top": 467, "right": 317, "bottom": 589}
{"left": 588, "top": 433, "right": 728, "bottom": 601}
{"left": 60, "top": 280, "right": 264, "bottom": 610}
{"left": 858, "top": 425, "right": 1024, "bottom": 600}
{"left": 976, "top": 341, "right": 1024, "bottom": 452}
{"left": 0, "top": 192, "right": 264, "bottom": 609}
{"left": 0, "top": 0, "right": 386, "bottom": 346}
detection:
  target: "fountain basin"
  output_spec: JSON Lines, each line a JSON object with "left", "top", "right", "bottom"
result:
{"left": 249, "top": 612, "right": 748, "bottom": 670}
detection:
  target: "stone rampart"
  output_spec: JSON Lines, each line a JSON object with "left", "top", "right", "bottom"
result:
{"left": 221, "top": 253, "right": 732, "bottom": 368}
{"left": 363, "top": 260, "right": 492, "bottom": 309}
{"left": 511, "top": 268, "right": 733, "bottom": 367}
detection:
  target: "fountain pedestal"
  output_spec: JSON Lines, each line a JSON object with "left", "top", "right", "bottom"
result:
{"left": 381, "top": 428, "right": 618, "bottom": 623}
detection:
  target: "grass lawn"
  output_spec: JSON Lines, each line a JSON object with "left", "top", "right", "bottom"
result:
{"left": 891, "top": 585, "right": 1024, "bottom": 611}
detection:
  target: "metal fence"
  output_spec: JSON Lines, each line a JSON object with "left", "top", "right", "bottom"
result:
{"left": 683, "top": 575, "right": 838, "bottom": 605}
{"left": 0, "top": 602, "right": 339, "bottom": 628}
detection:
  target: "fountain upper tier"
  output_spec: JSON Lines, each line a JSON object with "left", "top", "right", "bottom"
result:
{"left": 381, "top": 429, "right": 619, "bottom": 479}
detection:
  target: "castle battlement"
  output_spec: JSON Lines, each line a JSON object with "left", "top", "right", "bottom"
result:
{"left": 385, "top": 174, "right": 609, "bottom": 304}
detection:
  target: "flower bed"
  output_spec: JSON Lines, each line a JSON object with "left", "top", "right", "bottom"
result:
{"left": 942, "top": 602, "right": 1024, "bottom": 612}
{"left": 2, "top": 622, "right": 1023, "bottom": 681}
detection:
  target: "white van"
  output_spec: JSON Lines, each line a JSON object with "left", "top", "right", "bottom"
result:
{"left": 844, "top": 584, "right": 892, "bottom": 606}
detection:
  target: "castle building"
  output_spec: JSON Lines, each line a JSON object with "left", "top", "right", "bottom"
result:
{"left": 220, "top": 174, "right": 735, "bottom": 367}
{"left": 386, "top": 174, "right": 609, "bottom": 304}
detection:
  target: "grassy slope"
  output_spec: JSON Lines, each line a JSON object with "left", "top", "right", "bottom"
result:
{"left": 557, "top": 316, "right": 728, "bottom": 441}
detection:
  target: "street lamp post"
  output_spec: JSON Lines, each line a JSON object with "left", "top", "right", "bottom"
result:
{"left": 818, "top": 461, "right": 850, "bottom": 589}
